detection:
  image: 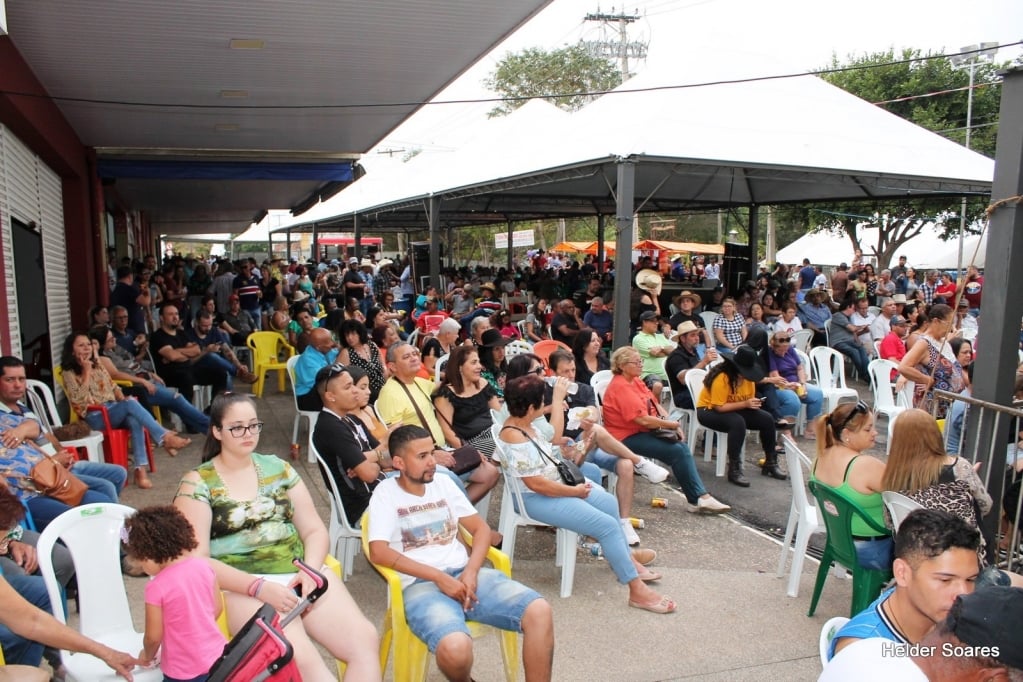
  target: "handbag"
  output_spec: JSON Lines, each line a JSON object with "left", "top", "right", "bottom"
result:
{"left": 651, "top": 428, "right": 681, "bottom": 442}
{"left": 502, "top": 425, "right": 586, "bottom": 487}
{"left": 28, "top": 441, "right": 88, "bottom": 506}
{"left": 394, "top": 378, "right": 481, "bottom": 475}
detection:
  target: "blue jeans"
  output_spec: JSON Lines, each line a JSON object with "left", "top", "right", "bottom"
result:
{"left": 403, "top": 566, "right": 541, "bottom": 653}
{"left": 244, "top": 307, "right": 263, "bottom": 331}
{"left": 586, "top": 447, "right": 619, "bottom": 473}
{"left": 148, "top": 385, "right": 211, "bottom": 433}
{"left": 195, "top": 352, "right": 238, "bottom": 390}
{"left": 622, "top": 432, "right": 707, "bottom": 504}
{"left": 798, "top": 385, "right": 824, "bottom": 420}
{"left": 518, "top": 475, "right": 637, "bottom": 585}
{"left": 854, "top": 536, "right": 894, "bottom": 571}
{"left": 83, "top": 399, "right": 169, "bottom": 469}
{"left": 27, "top": 486, "right": 116, "bottom": 530}
{"left": 832, "top": 341, "right": 869, "bottom": 380}
{"left": 0, "top": 572, "right": 51, "bottom": 665}
{"left": 72, "top": 460, "right": 128, "bottom": 499}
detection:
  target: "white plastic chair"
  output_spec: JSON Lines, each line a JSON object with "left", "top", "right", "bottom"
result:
{"left": 881, "top": 490, "right": 924, "bottom": 533}
{"left": 591, "top": 375, "right": 612, "bottom": 405}
{"left": 491, "top": 424, "right": 578, "bottom": 598}
{"left": 792, "top": 349, "right": 815, "bottom": 436}
{"left": 867, "top": 305, "right": 881, "bottom": 318}
{"left": 504, "top": 339, "right": 533, "bottom": 359}
{"left": 589, "top": 370, "right": 612, "bottom": 388}
{"left": 699, "top": 311, "right": 718, "bottom": 332}
{"left": 434, "top": 353, "right": 449, "bottom": 384}
{"left": 683, "top": 368, "right": 728, "bottom": 478}
{"left": 868, "top": 359, "right": 906, "bottom": 447}
{"left": 809, "top": 347, "right": 858, "bottom": 414}
{"left": 823, "top": 319, "right": 832, "bottom": 347}
{"left": 515, "top": 319, "right": 530, "bottom": 340}
{"left": 286, "top": 355, "right": 320, "bottom": 464}
{"left": 778, "top": 435, "right": 825, "bottom": 598}
{"left": 25, "top": 379, "right": 104, "bottom": 463}
{"left": 37, "top": 504, "right": 162, "bottom": 681}
{"left": 819, "top": 616, "right": 850, "bottom": 666}
{"left": 791, "top": 329, "right": 814, "bottom": 355}
{"left": 309, "top": 438, "right": 362, "bottom": 579}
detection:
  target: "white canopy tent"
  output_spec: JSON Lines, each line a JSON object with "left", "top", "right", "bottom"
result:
{"left": 776, "top": 224, "right": 988, "bottom": 269}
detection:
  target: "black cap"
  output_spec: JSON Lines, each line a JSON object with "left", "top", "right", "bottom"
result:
{"left": 639, "top": 311, "right": 659, "bottom": 322}
{"left": 948, "top": 587, "right": 1023, "bottom": 669}
{"left": 480, "top": 329, "right": 512, "bottom": 348}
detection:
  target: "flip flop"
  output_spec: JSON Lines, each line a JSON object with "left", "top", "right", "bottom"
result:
{"left": 631, "top": 548, "right": 657, "bottom": 566}
{"left": 629, "top": 596, "right": 677, "bottom": 614}
{"left": 638, "top": 571, "right": 662, "bottom": 582}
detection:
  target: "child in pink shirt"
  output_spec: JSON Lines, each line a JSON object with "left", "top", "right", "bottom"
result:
{"left": 123, "top": 505, "right": 227, "bottom": 682}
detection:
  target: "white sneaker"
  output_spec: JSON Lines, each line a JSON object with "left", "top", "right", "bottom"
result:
{"left": 621, "top": 519, "right": 641, "bottom": 546}
{"left": 634, "top": 458, "right": 668, "bottom": 483}
{"left": 689, "top": 495, "right": 731, "bottom": 514}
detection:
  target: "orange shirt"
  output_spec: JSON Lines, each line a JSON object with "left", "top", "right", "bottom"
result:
{"left": 602, "top": 374, "right": 657, "bottom": 441}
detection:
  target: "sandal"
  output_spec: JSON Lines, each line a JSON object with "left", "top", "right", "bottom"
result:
{"left": 638, "top": 571, "right": 662, "bottom": 582}
{"left": 631, "top": 548, "right": 657, "bottom": 566}
{"left": 629, "top": 596, "right": 677, "bottom": 614}
{"left": 162, "top": 433, "right": 192, "bottom": 457}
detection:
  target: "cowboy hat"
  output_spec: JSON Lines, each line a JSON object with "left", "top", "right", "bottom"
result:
{"left": 479, "top": 329, "right": 512, "bottom": 348}
{"left": 480, "top": 282, "right": 497, "bottom": 293}
{"left": 292, "top": 290, "right": 310, "bottom": 303}
{"left": 721, "top": 344, "right": 765, "bottom": 383}
{"left": 673, "top": 290, "right": 701, "bottom": 307}
{"left": 670, "top": 320, "right": 701, "bottom": 341}
{"left": 360, "top": 259, "right": 374, "bottom": 268}
{"left": 891, "top": 294, "right": 907, "bottom": 303}
{"left": 635, "top": 269, "right": 662, "bottom": 294}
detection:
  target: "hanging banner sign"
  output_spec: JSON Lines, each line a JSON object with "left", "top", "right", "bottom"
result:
{"left": 494, "top": 229, "right": 535, "bottom": 249}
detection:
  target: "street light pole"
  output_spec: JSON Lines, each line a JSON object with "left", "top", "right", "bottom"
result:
{"left": 950, "top": 42, "right": 998, "bottom": 280}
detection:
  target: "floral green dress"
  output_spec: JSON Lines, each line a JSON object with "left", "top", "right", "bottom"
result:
{"left": 179, "top": 453, "right": 304, "bottom": 574}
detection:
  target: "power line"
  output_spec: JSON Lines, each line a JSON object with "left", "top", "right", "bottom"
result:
{"left": 0, "top": 40, "right": 1018, "bottom": 112}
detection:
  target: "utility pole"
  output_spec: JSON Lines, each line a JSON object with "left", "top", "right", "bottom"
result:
{"left": 583, "top": 9, "right": 646, "bottom": 78}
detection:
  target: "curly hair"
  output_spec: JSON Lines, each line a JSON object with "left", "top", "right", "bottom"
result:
{"left": 0, "top": 487, "right": 26, "bottom": 531}
{"left": 123, "top": 505, "right": 197, "bottom": 564}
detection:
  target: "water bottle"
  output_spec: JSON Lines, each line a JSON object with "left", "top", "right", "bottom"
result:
{"left": 579, "top": 540, "right": 603, "bottom": 558}
{"left": 545, "top": 376, "right": 578, "bottom": 395}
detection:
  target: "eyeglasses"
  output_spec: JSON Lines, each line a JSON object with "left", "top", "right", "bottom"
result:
{"left": 774, "top": 337, "right": 790, "bottom": 343}
{"left": 224, "top": 422, "right": 265, "bottom": 437}
{"left": 829, "top": 401, "right": 869, "bottom": 434}
{"left": 626, "top": 359, "right": 644, "bottom": 366}
{"left": 530, "top": 367, "right": 545, "bottom": 376}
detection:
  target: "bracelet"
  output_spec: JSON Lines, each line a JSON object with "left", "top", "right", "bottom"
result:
{"left": 247, "top": 577, "right": 266, "bottom": 598}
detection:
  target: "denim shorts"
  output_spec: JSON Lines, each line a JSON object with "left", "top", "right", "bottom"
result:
{"left": 403, "top": 566, "right": 542, "bottom": 653}
{"left": 854, "top": 536, "right": 894, "bottom": 571}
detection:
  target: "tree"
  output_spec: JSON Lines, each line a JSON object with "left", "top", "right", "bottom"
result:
{"left": 483, "top": 44, "right": 622, "bottom": 118}
{"left": 783, "top": 48, "right": 1008, "bottom": 267}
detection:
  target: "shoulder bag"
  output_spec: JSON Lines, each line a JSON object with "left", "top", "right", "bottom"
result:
{"left": 501, "top": 425, "right": 586, "bottom": 486}
{"left": 27, "top": 440, "right": 88, "bottom": 506}
{"left": 648, "top": 398, "right": 681, "bottom": 442}
{"left": 395, "top": 379, "right": 481, "bottom": 475}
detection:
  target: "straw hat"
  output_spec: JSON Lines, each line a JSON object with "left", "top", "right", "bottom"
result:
{"left": 673, "top": 290, "right": 701, "bottom": 307}
{"left": 670, "top": 320, "right": 701, "bottom": 341}
{"left": 635, "top": 269, "right": 662, "bottom": 294}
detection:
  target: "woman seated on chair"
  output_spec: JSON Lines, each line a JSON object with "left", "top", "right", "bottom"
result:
{"left": 766, "top": 329, "right": 824, "bottom": 438}
{"left": 498, "top": 374, "right": 677, "bottom": 614}
{"left": 810, "top": 401, "right": 892, "bottom": 570}
{"left": 60, "top": 331, "right": 191, "bottom": 490}
{"left": 174, "top": 393, "right": 381, "bottom": 682}
{"left": 420, "top": 317, "right": 460, "bottom": 380}
{"left": 493, "top": 310, "right": 520, "bottom": 340}
{"left": 602, "top": 347, "right": 730, "bottom": 513}
{"left": 694, "top": 345, "right": 785, "bottom": 488}
{"left": 89, "top": 325, "right": 211, "bottom": 436}
{"left": 433, "top": 345, "right": 502, "bottom": 461}
{"left": 571, "top": 329, "right": 610, "bottom": 387}
{"left": 523, "top": 298, "right": 550, "bottom": 344}
{"left": 882, "top": 409, "right": 994, "bottom": 555}
{"left": 337, "top": 319, "right": 387, "bottom": 403}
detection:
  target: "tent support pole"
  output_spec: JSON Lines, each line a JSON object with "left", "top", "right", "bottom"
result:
{"left": 353, "top": 213, "right": 361, "bottom": 261}
{"left": 311, "top": 223, "right": 319, "bottom": 263}
{"left": 596, "top": 214, "right": 606, "bottom": 274}
{"left": 612, "top": 160, "right": 636, "bottom": 349}
{"left": 286, "top": 229, "right": 291, "bottom": 262}
{"left": 507, "top": 221, "right": 514, "bottom": 273}
{"left": 447, "top": 227, "right": 455, "bottom": 268}
{"left": 748, "top": 204, "right": 759, "bottom": 285}
{"left": 428, "top": 196, "right": 442, "bottom": 291}
{"left": 972, "top": 65, "right": 1023, "bottom": 548}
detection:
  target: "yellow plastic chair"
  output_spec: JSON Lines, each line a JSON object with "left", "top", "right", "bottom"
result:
{"left": 247, "top": 332, "right": 296, "bottom": 398}
{"left": 215, "top": 555, "right": 346, "bottom": 679}
{"left": 113, "top": 379, "right": 163, "bottom": 425}
{"left": 361, "top": 513, "right": 518, "bottom": 682}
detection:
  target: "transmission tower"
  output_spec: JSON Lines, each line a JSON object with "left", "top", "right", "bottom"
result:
{"left": 582, "top": 7, "right": 648, "bottom": 78}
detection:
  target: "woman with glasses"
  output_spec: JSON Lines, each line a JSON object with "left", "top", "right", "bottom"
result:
{"left": 712, "top": 298, "right": 747, "bottom": 352}
{"left": 602, "top": 347, "right": 730, "bottom": 512}
{"left": 174, "top": 393, "right": 382, "bottom": 681}
{"left": 766, "top": 332, "right": 823, "bottom": 438}
{"left": 810, "top": 401, "right": 892, "bottom": 570}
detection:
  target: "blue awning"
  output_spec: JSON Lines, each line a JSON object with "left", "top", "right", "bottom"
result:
{"left": 97, "top": 159, "right": 355, "bottom": 182}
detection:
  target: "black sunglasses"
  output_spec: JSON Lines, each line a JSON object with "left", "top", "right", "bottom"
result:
{"left": 774, "top": 337, "right": 790, "bottom": 343}
{"left": 829, "top": 401, "right": 870, "bottom": 433}
{"left": 315, "top": 362, "right": 348, "bottom": 385}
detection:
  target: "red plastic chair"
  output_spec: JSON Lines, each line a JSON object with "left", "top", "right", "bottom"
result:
{"left": 531, "top": 340, "right": 571, "bottom": 375}
{"left": 86, "top": 405, "right": 155, "bottom": 474}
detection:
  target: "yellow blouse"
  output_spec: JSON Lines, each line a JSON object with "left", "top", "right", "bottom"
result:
{"left": 696, "top": 372, "right": 755, "bottom": 409}
{"left": 63, "top": 364, "right": 119, "bottom": 418}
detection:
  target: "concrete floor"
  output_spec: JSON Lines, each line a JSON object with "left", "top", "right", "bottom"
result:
{"left": 102, "top": 378, "right": 867, "bottom": 681}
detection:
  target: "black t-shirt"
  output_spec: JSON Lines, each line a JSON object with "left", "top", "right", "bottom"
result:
{"left": 342, "top": 270, "right": 365, "bottom": 300}
{"left": 110, "top": 282, "right": 145, "bottom": 335}
{"left": 550, "top": 312, "right": 580, "bottom": 344}
{"left": 666, "top": 311, "right": 705, "bottom": 332}
{"left": 149, "top": 328, "right": 191, "bottom": 370}
{"left": 665, "top": 345, "right": 702, "bottom": 409}
{"left": 312, "top": 411, "right": 382, "bottom": 525}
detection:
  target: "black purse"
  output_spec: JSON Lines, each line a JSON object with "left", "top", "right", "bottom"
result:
{"left": 502, "top": 425, "right": 586, "bottom": 486}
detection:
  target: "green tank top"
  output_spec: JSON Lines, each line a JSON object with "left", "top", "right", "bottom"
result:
{"left": 813, "top": 456, "right": 887, "bottom": 538}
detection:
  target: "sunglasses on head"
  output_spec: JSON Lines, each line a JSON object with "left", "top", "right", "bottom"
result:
{"left": 829, "top": 401, "right": 870, "bottom": 433}
{"left": 315, "top": 362, "right": 348, "bottom": 385}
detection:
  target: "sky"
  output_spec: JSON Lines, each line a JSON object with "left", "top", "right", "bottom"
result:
{"left": 367, "top": 0, "right": 1023, "bottom": 169}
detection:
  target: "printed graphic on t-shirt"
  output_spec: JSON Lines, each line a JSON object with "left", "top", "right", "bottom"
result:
{"left": 397, "top": 499, "right": 457, "bottom": 552}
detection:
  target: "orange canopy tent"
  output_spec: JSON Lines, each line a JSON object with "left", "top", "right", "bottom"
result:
{"left": 631, "top": 240, "right": 724, "bottom": 255}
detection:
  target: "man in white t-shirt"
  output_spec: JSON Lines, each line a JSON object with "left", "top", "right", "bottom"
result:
{"left": 367, "top": 425, "right": 554, "bottom": 681}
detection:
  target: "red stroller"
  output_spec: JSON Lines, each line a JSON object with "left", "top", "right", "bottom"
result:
{"left": 206, "top": 559, "right": 328, "bottom": 682}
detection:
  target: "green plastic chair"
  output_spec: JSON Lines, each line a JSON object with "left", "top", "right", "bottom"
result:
{"left": 807, "top": 480, "right": 893, "bottom": 617}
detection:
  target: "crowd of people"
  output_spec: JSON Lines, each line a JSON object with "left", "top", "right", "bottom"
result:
{"left": 0, "top": 244, "right": 1020, "bottom": 681}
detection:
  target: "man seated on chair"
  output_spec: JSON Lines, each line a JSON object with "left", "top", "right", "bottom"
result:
{"left": 367, "top": 425, "right": 554, "bottom": 682}
{"left": 187, "top": 310, "right": 258, "bottom": 387}
{"left": 827, "top": 297, "right": 870, "bottom": 380}
{"left": 220, "top": 294, "right": 256, "bottom": 346}
{"left": 550, "top": 299, "right": 586, "bottom": 345}
{"left": 665, "top": 321, "right": 718, "bottom": 411}
{"left": 546, "top": 350, "right": 669, "bottom": 545}
{"left": 632, "top": 311, "right": 671, "bottom": 399}
{"left": 829, "top": 509, "right": 984, "bottom": 659}
{"left": 850, "top": 299, "right": 877, "bottom": 358}
{"left": 796, "top": 289, "right": 831, "bottom": 348}
{"left": 582, "top": 296, "right": 613, "bottom": 345}
{"left": 416, "top": 297, "right": 449, "bottom": 337}
{"left": 294, "top": 328, "right": 339, "bottom": 412}
{"left": 0, "top": 356, "right": 125, "bottom": 514}
{"left": 150, "top": 302, "right": 229, "bottom": 404}
{"left": 376, "top": 343, "right": 500, "bottom": 506}
{"left": 109, "top": 305, "right": 149, "bottom": 362}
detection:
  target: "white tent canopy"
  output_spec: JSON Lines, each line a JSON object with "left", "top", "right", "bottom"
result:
{"left": 775, "top": 224, "right": 987, "bottom": 269}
